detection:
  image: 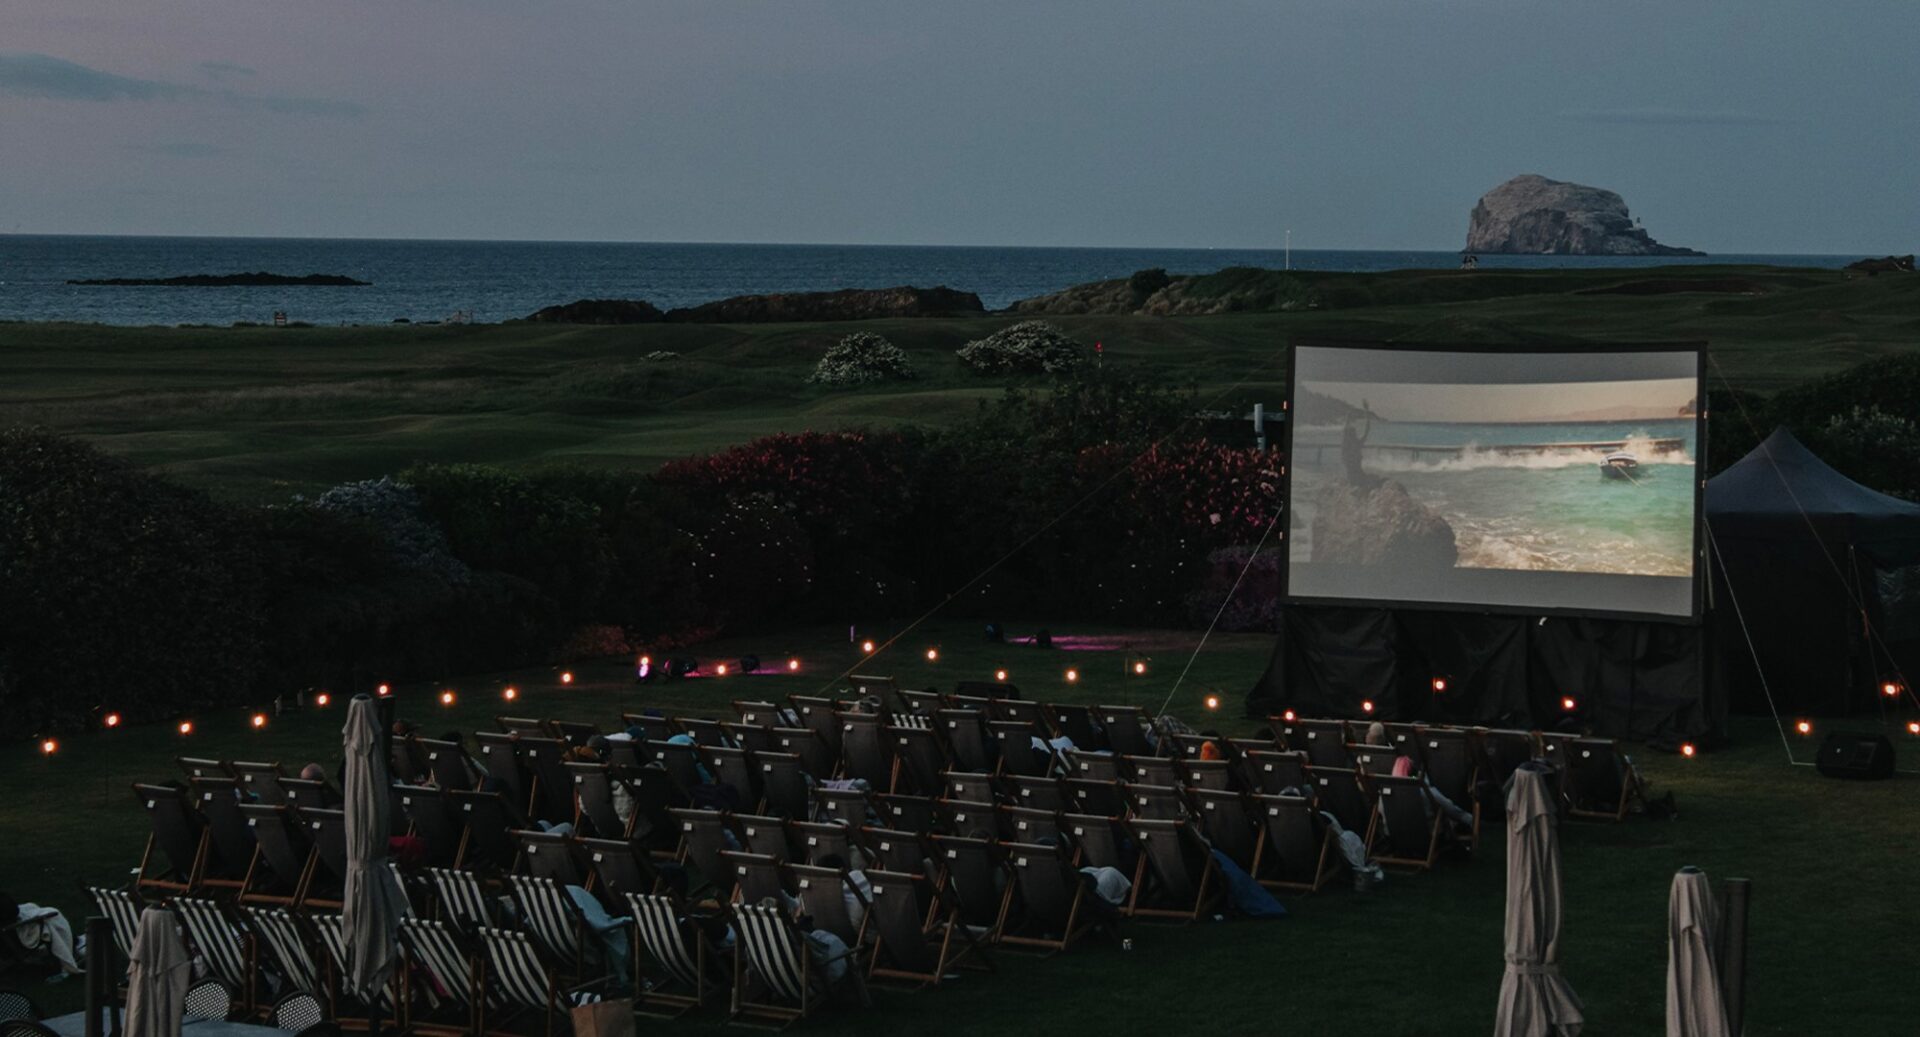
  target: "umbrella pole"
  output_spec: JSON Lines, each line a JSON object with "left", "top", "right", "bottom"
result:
{"left": 1718, "top": 877, "right": 1752, "bottom": 1036}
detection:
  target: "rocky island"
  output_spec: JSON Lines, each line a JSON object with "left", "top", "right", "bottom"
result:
{"left": 68, "top": 272, "right": 371, "bottom": 287}
{"left": 1465, "top": 174, "right": 1704, "bottom": 256}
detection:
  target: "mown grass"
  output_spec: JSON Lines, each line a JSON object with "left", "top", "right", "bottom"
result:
{"left": 2, "top": 619, "right": 1915, "bottom": 1035}
{"left": 4, "top": 267, "right": 1918, "bottom": 502}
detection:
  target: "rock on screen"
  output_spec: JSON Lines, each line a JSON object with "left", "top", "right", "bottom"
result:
{"left": 1284, "top": 344, "right": 1702, "bottom": 620}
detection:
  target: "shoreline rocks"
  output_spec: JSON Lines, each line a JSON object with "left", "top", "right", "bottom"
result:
{"left": 523, "top": 285, "right": 984, "bottom": 325}
{"left": 1465, "top": 174, "right": 1703, "bottom": 256}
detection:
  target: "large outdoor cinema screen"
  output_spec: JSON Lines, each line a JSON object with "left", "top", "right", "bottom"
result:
{"left": 1284, "top": 344, "right": 1703, "bottom": 621}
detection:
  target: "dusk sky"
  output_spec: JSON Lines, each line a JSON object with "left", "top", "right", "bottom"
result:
{"left": 3, "top": 1, "right": 1914, "bottom": 251}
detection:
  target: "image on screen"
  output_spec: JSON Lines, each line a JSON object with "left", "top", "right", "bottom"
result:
{"left": 1285, "top": 344, "right": 1702, "bottom": 619}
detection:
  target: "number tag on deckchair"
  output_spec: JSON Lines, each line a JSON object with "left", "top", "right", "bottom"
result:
{"left": 871, "top": 884, "right": 885, "bottom": 895}
{"left": 1016, "top": 857, "right": 1028, "bottom": 867}
{"left": 878, "top": 840, "right": 892, "bottom": 851}
{"left": 798, "top": 878, "right": 812, "bottom": 889}
{"left": 946, "top": 849, "right": 958, "bottom": 859}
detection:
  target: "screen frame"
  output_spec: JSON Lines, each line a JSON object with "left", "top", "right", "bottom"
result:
{"left": 1278, "top": 338, "right": 1708, "bottom": 625}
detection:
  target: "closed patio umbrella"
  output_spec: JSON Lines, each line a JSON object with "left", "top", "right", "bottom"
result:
{"left": 124, "top": 908, "right": 190, "bottom": 1037}
{"left": 1493, "top": 762, "right": 1583, "bottom": 1037}
{"left": 342, "top": 694, "right": 408, "bottom": 1007}
{"left": 1666, "top": 868, "right": 1731, "bottom": 1037}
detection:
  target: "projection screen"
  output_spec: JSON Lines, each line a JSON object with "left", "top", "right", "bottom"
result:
{"left": 1283, "top": 343, "right": 1704, "bottom": 621}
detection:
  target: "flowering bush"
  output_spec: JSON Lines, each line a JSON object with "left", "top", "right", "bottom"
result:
{"left": 809, "top": 332, "right": 915, "bottom": 385}
{"left": 955, "top": 321, "right": 1085, "bottom": 375}
{"left": 312, "top": 476, "right": 470, "bottom": 584}
{"left": 645, "top": 350, "right": 680, "bottom": 361}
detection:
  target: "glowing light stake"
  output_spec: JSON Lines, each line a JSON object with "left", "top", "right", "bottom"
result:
{"left": 178, "top": 720, "right": 194, "bottom": 736}
{"left": 40, "top": 738, "right": 57, "bottom": 756}
{"left": 994, "top": 669, "right": 1008, "bottom": 682}
{"left": 925, "top": 648, "right": 939, "bottom": 662}
{"left": 1795, "top": 719, "right": 1812, "bottom": 735}
{"left": 251, "top": 713, "right": 268, "bottom": 729}
{"left": 1361, "top": 700, "right": 1376, "bottom": 714}
{"left": 1065, "top": 668, "right": 1079, "bottom": 683}
{"left": 1680, "top": 742, "right": 1697, "bottom": 758}
{"left": 1561, "top": 696, "right": 1577, "bottom": 712}
{"left": 1908, "top": 721, "right": 1920, "bottom": 736}
{"left": 716, "top": 663, "right": 729, "bottom": 676}
{"left": 861, "top": 640, "right": 876, "bottom": 654}
{"left": 440, "top": 690, "right": 456, "bottom": 706}
{"left": 377, "top": 683, "right": 391, "bottom": 696}
{"left": 103, "top": 712, "right": 122, "bottom": 729}
{"left": 1431, "top": 678, "right": 1448, "bottom": 693}
{"left": 1282, "top": 709, "right": 1297, "bottom": 723}
{"left": 503, "top": 687, "right": 518, "bottom": 702}
{"left": 560, "top": 671, "right": 575, "bottom": 685}
{"left": 787, "top": 658, "right": 801, "bottom": 672}
{"left": 636, "top": 655, "right": 652, "bottom": 680}
{"left": 1133, "top": 661, "right": 1148, "bottom": 675}
{"left": 1204, "top": 694, "right": 1221, "bottom": 711}
{"left": 315, "top": 693, "right": 331, "bottom": 707}
{"left": 1884, "top": 682, "right": 1901, "bottom": 698}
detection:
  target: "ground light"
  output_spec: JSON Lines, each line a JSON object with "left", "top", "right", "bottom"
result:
{"left": 40, "top": 738, "right": 57, "bottom": 755}
{"left": 377, "top": 683, "right": 391, "bottom": 696}
{"left": 861, "top": 640, "right": 876, "bottom": 654}
{"left": 1432, "top": 677, "right": 1448, "bottom": 693}
{"left": 440, "top": 690, "right": 456, "bottom": 706}
{"left": 787, "top": 658, "right": 800, "bottom": 672}
{"left": 925, "top": 648, "right": 939, "bottom": 662}
{"left": 1562, "top": 696, "right": 1578, "bottom": 712}
{"left": 560, "top": 671, "right": 574, "bottom": 684}
{"left": 1796, "top": 719, "right": 1812, "bottom": 735}
{"left": 103, "top": 712, "right": 122, "bottom": 729}
{"left": 994, "top": 668, "right": 1008, "bottom": 682}
{"left": 1065, "top": 668, "right": 1079, "bottom": 683}
{"left": 1681, "top": 742, "right": 1697, "bottom": 758}
{"left": 1908, "top": 721, "right": 1919, "bottom": 736}
{"left": 315, "top": 693, "right": 331, "bottom": 707}
{"left": 1361, "top": 699, "right": 1376, "bottom": 714}
{"left": 1204, "top": 694, "right": 1221, "bottom": 711}
{"left": 178, "top": 720, "right": 194, "bottom": 736}
{"left": 1281, "top": 709, "right": 1297, "bottom": 723}
{"left": 1884, "top": 682, "right": 1900, "bottom": 698}
{"left": 503, "top": 687, "right": 518, "bottom": 701}
{"left": 251, "top": 713, "right": 268, "bottom": 729}
{"left": 1133, "top": 660, "right": 1148, "bottom": 675}
{"left": 716, "top": 663, "right": 729, "bottom": 676}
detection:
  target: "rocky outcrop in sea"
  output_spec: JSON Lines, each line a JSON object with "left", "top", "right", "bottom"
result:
{"left": 1310, "top": 479, "right": 1458, "bottom": 569}
{"left": 1465, "top": 174, "right": 1703, "bottom": 256}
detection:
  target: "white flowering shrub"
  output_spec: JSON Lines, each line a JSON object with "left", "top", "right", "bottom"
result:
{"left": 809, "top": 332, "right": 915, "bottom": 385}
{"left": 645, "top": 350, "right": 680, "bottom": 361}
{"left": 955, "top": 320, "right": 1084, "bottom": 375}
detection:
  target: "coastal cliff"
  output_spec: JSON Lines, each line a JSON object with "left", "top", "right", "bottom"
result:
{"left": 1465, "top": 174, "right": 1703, "bottom": 256}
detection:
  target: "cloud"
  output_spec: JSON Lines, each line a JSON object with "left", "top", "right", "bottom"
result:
{"left": 1560, "top": 107, "right": 1786, "bottom": 127}
{"left": 0, "top": 52, "right": 362, "bottom": 117}
{"left": 198, "top": 61, "right": 257, "bottom": 82}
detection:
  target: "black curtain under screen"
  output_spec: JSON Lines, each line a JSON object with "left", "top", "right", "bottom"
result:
{"left": 1246, "top": 607, "right": 1719, "bottom": 743}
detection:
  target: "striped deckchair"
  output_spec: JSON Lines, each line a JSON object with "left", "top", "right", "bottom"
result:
{"left": 308, "top": 911, "right": 401, "bottom": 1016}
{"left": 170, "top": 898, "right": 250, "bottom": 1014}
{"left": 477, "top": 927, "right": 599, "bottom": 1037}
{"left": 504, "top": 875, "right": 587, "bottom": 977}
{"left": 86, "top": 887, "right": 143, "bottom": 963}
{"left": 427, "top": 868, "right": 495, "bottom": 935}
{"left": 399, "top": 917, "right": 487, "bottom": 1034}
{"left": 729, "top": 902, "right": 834, "bottom": 1028}
{"left": 245, "top": 907, "right": 323, "bottom": 997}
{"left": 623, "top": 893, "right": 718, "bottom": 1016}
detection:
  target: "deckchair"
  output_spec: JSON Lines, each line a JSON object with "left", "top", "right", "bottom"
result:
{"left": 1268, "top": 713, "right": 1308, "bottom": 753}
{"left": 1297, "top": 719, "right": 1356, "bottom": 768}
{"left": 942, "top": 693, "right": 994, "bottom": 712}
{"left": 1416, "top": 728, "right": 1480, "bottom": 847}
{"left": 672, "top": 717, "right": 728, "bottom": 748}
{"left": 1476, "top": 728, "right": 1539, "bottom": 788}
{"left": 623, "top": 893, "right": 721, "bottom": 1016}
{"left": 277, "top": 778, "right": 336, "bottom": 813}
{"left": 1244, "top": 749, "right": 1310, "bottom": 795}
{"left": 471, "top": 732, "right": 533, "bottom": 816}
{"left": 1063, "top": 779, "right": 1125, "bottom": 819}
{"left": 1001, "top": 805, "right": 1062, "bottom": 846}
{"left": 644, "top": 740, "right": 704, "bottom": 801}
{"left": 847, "top": 674, "right": 904, "bottom": 716}
{"left": 728, "top": 902, "right": 842, "bottom": 1028}
{"left": 246, "top": 907, "right": 324, "bottom": 997}
{"left": 495, "top": 716, "right": 549, "bottom": 737}
{"left": 898, "top": 689, "right": 944, "bottom": 721}
{"left": 1370, "top": 774, "right": 1445, "bottom": 870}
{"left": 618, "top": 713, "right": 676, "bottom": 744}
{"left": 1125, "top": 755, "right": 1179, "bottom": 786}
{"left": 390, "top": 734, "right": 429, "bottom": 786}
{"left": 988, "top": 722, "right": 1051, "bottom": 777}
{"left": 932, "top": 800, "right": 1001, "bottom": 841}
{"left": 565, "top": 763, "right": 625, "bottom": 840}
{"left": 476, "top": 926, "right": 601, "bottom": 1037}
{"left": 731, "top": 700, "right": 785, "bottom": 728}
{"left": 886, "top": 726, "right": 948, "bottom": 796}
{"left": 862, "top": 869, "right": 991, "bottom": 989}
{"left": 809, "top": 786, "right": 874, "bottom": 828}
{"left": 1061, "top": 750, "right": 1121, "bottom": 782}
{"left": 86, "top": 886, "right": 143, "bottom": 964}
{"left": 1304, "top": 767, "right": 1377, "bottom": 854}
{"left": 1162, "top": 732, "right": 1215, "bottom": 762}
{"left": 769, "top": 728, "right": 834, "bottom": 782}
{"left": 786, "top": 696, "right": 844, "bottom": 758}
{"left": 1250, "top": 794, "right": 1336, "bottom": 893}
{"left": 447, "top": 790, "right": 530, "bottom": 874}
{"left": 731, "top": 815, "right": 793, "bottom": 861}
{"left": 1562, "top": 738, "right": 1644, "bottom": 821}
{"left": 941, "top": 770, "right": 996, "bottom": 804}
{"left": 580, "top": 837, "right": 659, "bottom": 905}
{"left": 417, "top": 738, "right": 480, "bottom": 793}
{"left": 1062, "top": 815, "right": 1124, "bottom": 872}
{"left": 987, "top": 698, "right": 1045, "bottom": 730}
{"left": 1177, "top": 760, "right": 1234, "bottom": 791}
{"left": 1184, "top": 787, "right": 1260, "bottom": 871}
{"left": 550, "top": 720, "right": 601, "bottom": 750}
{"left": 754, "top": 752, "right": 809, "bottom": 821}
{"left": 514, "top": 736, "right": 575, "bottom": 827}
{"left": 857, "top": 828, "right": 930, "bottom": 876}
{"left": 724, "top": 723, "right": 776, "bottom": 757}
{"left": 789, "top": 823, "right": 856, "bottom": 868}
{"left": 866, "top": 793, "right": 928, "bottom": 834}
{"left": 229, "top": 760, "right": 286, "bottom": 801}
{"left": 426, "top": 867, "right": 496, "bottom": 934}
{"left": 999, "top": 841, "right": 1093, "bottom": 953}
{"left": 1044, "top": 704, "right": 1101, "bottom": 750}
{"left": 924, "top": 835, "right": 1010, "bottom": 940}
{"left": 953, "top": 679, "right": 1020, "bottom": 701}
{"left": 1347, "top": 743, "right": 1400, "bottom": 777}
{"left": 513, "top": 829, "right": 587, "bottom": 889}
{"left": 1225, "top": 737, "right": 1276, "bottom": 791}
{"left": 936, "top": 710, "right": 994, "bottom": 773}
{"left": 701, "top": 745, "right": 761, "bottom": 812}
{"left": 1095, "top": 705, "right": 1155, "bottom": 757}
{"left": 669, "top": 809, "right": 734, "bottom": 893}
{"left": 394, "top": 785, "right": 465, "bottom": 869}
{"left": 609, "top": 766, "right": 678, "bottom": 855}
{"left": 238, "top": 802, "right": 315, "bottom": 905}
{"left": 1121, "top": 818, "right": 1221, "bottom": 922}
{"left": 133, "top": 782, "right": 209, "bottom": 894}
{"left": 1121, "top": 782, "right": 1186, "bottom": 821}
{"left": 1005, "top": 774, "right": 1067, "bottom": 811}
{"left": 787, "top": 863, "right": 867, "bottom": 949}
{"left": 178, "top": 757, "right": 232, "bottom": 782}
{"left": 397, "top": 917, "right": 485, "bottom": 1034}
{"left": 505, "top": 875, "right": 589, "bottom": 978}
{"left": 1381, "top": 722, "right": 1422, "bottom": 756}
{"left": 171, "top": 898, "right": 252, "bottom": 1014}
{"left": 835, "top": 711, "right": 892, "bottom": 788}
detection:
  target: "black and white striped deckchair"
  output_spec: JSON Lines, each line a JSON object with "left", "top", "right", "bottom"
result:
{"left": 245, "top": 907, "right": 323, "bottom": 997}
{"left": 86, "top": 887, "right": 143, "bottom": 964}
{"left": 308, "top": 911, "right": 401, "bottom": 1015}
{"left": 504, "top": 875, "right": 587, "bottom": 977}
{"left": 477, "top": 927, "right": 595, "bottom": 1037}
{"left": 729, "top": 902, "right": 828, "bottom": 1028}
{"left": 170, "top": 898, "right": 250, "bottom": 1013}
{"left": 427, "top": 867, "right": 496, "bottom": 935}
{"left": 398, "top": 917, "right": 486, "bottom": 1033}
{"left": 623, "top": 893, "right": 717, "bottom": 1016}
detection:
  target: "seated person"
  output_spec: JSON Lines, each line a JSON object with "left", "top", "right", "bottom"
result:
{"left": 1, "top": 891, "right": 83, "bottom": 980}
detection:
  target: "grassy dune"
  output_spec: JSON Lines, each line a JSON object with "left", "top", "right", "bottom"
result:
{"left": 3, "top": 265, "right": 1917, "bottom": 500}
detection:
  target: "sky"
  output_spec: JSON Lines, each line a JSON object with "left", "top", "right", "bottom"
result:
{"left": 2, "top": 1, "right": 1915, "bottom": 251}
{"left": 1306, "top": 378, "right": 1697, "bottom": 424}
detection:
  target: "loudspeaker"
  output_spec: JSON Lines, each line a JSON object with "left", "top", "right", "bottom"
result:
{"left": 1815, "top": 732, "right": 1896, "bottom": 780}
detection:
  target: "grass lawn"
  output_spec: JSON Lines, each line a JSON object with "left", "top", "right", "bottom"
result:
{"left": 3, "top": 619, "right": 1916, "bottom": 1035}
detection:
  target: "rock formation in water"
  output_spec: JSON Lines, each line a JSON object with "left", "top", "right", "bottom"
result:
{"left": 68, "top": 272, "right": 370, "bottom": 287}
{"left": 1310, "top": 479, "right": 1458, "bottom": 569}
{"left": 1464, "top": 174, "right": 1703, "bottom": 256}
{"left": 1844, "top": 255, "right": 1914, "bottom": 276}
{"left": 525, "top": 298, "right": 665, "bottom": 324}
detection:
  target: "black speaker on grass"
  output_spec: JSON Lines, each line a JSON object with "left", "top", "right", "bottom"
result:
{"left": 1814, "top": 732, "right": 1895, "bottom": 780}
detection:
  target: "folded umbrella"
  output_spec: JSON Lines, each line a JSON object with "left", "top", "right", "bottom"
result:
{"left": 1493, "top": 762, "right": 1584, "bottom": 1037}
{"left": 1666, "top": 868, "right": 1732, "bottom": 1037}
{"left": 124, "top": 908, "right": 191, "bottom": 1037}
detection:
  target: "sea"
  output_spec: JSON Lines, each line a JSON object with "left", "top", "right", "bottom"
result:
{"left": 1291, "top": 419, "right": 1697, "bottom": 577}
{"left": 0, "top": 234, "right": 1868, "bottom": 327}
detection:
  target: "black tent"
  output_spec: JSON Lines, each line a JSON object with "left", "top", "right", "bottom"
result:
{"left": 1246, "top": 428, "right": 1920, "bottom": 739}
{"left": 1705, "top": 427, "right": 1920, "bottom": 716}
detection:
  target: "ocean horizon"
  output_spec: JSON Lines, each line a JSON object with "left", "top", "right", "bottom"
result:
{"left": 0, "top": 233, "right": 1873, "bottom": 327}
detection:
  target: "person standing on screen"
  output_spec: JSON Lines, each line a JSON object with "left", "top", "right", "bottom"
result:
{"left": 1341, "top": 401, "right": 1379, "bottom": 489}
